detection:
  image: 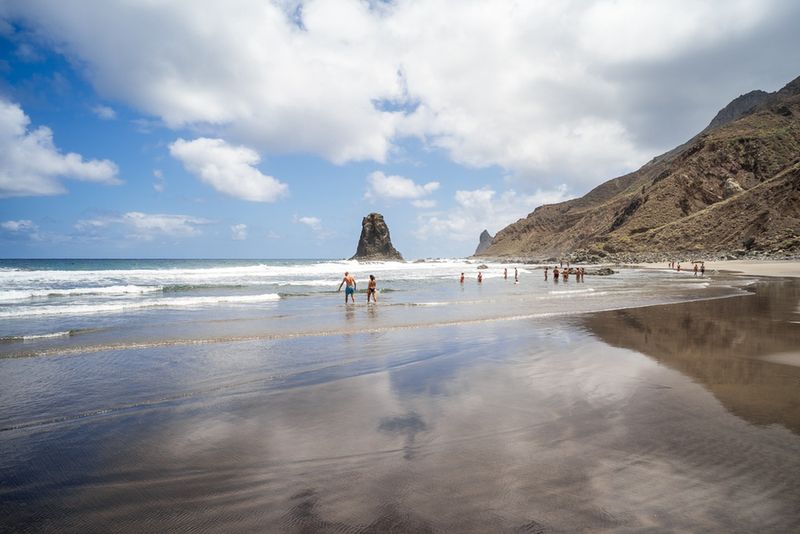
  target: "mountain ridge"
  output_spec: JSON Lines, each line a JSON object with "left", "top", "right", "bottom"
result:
{"left": 479, "top": 75, "right": 800, "bottom": 261}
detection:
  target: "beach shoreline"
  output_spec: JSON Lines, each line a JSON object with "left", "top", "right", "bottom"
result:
{"left": 634, "top": 259, "right": 800, "bottom": 278}
{"left": 2, "top": 260, "right": 800, "bottom": 532}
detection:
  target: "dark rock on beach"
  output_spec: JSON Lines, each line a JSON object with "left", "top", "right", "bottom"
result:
{"left": 585, "top": 267, "right": 615, "bottom": 276}
{"left": 350, "top": 212, "right": 404, "bottom": 261}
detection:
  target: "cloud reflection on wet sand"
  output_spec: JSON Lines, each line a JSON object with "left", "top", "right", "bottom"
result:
{"left": 2, "top": 284, "right": 800, "bottom": 532}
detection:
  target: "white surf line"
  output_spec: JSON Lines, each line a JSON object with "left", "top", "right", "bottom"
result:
{"left": 0, "top": 290, "right": 751, "bottom": 361}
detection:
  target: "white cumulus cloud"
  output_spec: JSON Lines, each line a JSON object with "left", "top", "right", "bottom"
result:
{"left": 365, "top": 171, "right": 439, "bottom": 200}
{"left": 91, "top": 104, "right": 116, "bottom": 120}
{"left": 153, "top": 169, "right": 165, "bottom": 192}
{"left": 415, "top": 186, "right": 569, "bottom": 242}
{"left": 169, "top": 137, "right": 288, "bottom": 202}
{"left": 4, "top": 0, "right": 798, "bottom": 189}
{"left": 230, "top": 223, "right": 247, "bottom": 240}
{"left": 1, "top": 219, "right": 37, "bottom": 232}
{"left": 296, "top": 216, "right": 322, "bottom": 231}
{"left": 0, "top": 98, "right": 120, "bottom": 197}
{"left": 411, "top": 199, "right": 436, "bottom": 209}
{"left": 76, "top": 211, "right": 211, "bottom": 241}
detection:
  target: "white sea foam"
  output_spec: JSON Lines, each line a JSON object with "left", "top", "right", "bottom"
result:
{"left": 0, "top": 331, "right": 73, "bottom": 342}
{"left": 0, "top": 259, "right": 483, "bottom": 287}
{"left": 0, "top": 293, "right": 281, "bottom": 318}
{"left": 23, "top": 331, "right": 72, "bottom": 340}
{"left": 549, "top": 288, "right": 596, "bottom": 295}
{"left": 0, "top": 285, "right": 163, "bottom": 303}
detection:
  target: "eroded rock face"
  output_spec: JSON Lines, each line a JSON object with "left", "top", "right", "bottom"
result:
{"left": 723, "top": 178, "right": 745, "bottom": 199}
{"left": 474, "top": 229, "right": 494, "bottom": 255}
{"left": 350, "top": 213, "right": 403, "bottom": 261}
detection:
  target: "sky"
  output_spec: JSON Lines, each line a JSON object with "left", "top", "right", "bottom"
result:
{"left": 1, "top": 0, "right": 799, "bottom": 259}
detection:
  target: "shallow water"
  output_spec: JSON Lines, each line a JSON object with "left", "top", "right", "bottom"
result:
{"left": 0, "top": 259, "right": 741, "bottom": 360}
{"left": 1, "top": 262, "right": 799, "bottom": 532}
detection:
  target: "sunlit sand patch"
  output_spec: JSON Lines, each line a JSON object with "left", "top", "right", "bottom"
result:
{"left": 761, "top": 351, "right": 800, "bottom": 368}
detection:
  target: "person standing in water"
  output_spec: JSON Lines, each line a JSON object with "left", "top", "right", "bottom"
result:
{"left": 338, "top": 271, "right": 357, "bottom": 303}
{"left": 367, "top": 274, "right": 377, "bottom": 303}
{"left": 514, "top": 267, "right": 519, "bottom": 283}
{"left": 504, "top": 268, "right": 508, "bottom": 280}
{"left": 544, "top": 266, "right": 549, "bottom": 280}
{"left": 460, "top": 272, "right": 465, "bottom": 284}
{"left": 477, "top": 271, "right": 483, "bottom": 283}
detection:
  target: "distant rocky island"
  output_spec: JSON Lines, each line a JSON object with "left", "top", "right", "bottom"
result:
{"left": 474, "top": 229, "right": 494, "bottom": 255}
{"left": 350, "top": 212, "right": 404, "bottom": 261}
{"left": 477, "top": 74, "right": 800, "bottom": 263}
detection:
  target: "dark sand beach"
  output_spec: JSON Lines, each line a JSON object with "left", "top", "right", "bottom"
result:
{"left": 1, "top": 270, "right": 800, "bottom": 532}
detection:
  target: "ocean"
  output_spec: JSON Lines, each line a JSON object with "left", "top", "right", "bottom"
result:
{"left": 3, "top": 258, "right": 800, "bottom": 532}
{"left": 0, "top": 258, "right": 740, "bottom": 359}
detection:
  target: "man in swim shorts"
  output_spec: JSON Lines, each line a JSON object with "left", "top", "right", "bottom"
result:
{"left": 338, "top": 271, "right": 357, "bottom": 303}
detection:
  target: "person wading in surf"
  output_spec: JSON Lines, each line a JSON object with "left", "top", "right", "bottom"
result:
{"left": 338, "top": 271, "right": 357, "bottom": 303}
{"left": 367, "top": 274, "right": 377, "bottom": 303}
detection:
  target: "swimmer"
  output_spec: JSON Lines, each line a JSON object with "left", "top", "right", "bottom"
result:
{"left": 337, "top": 271, "right": 357, "bottom": 303}
{"left": 367, "top": 274, "right": 377, "bottom": 303}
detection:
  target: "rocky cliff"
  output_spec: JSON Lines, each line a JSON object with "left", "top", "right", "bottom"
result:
{"left": 480, "top": 75, "right": 800, "bottom": 261}
{"left": 350, "top": 212, "right": 404, "bottom": 261}
{"left": 474, "top": 230, "right": 494, "bottom": 255}
{"left": 703, "top": 89, "right": 771, "bottom": 132}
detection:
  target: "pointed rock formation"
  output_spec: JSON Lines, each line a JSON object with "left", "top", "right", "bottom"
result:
{"left": 474, "top": 229, "right": 494, "bottom": 255}
{"left": 350, "top": 213, "right": 404, "bottom": 261}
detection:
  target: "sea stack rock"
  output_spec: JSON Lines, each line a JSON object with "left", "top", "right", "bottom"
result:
{"left": 474, "top": 229, "right": 494, "bottom": 255}
{"left": 350, "top": 213, "right": 404, "bottom": 261}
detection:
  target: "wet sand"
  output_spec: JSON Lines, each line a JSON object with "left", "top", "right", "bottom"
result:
{"left": 2, "top": 280, "right": 800, "bottom": 532}
{"left": 640, "top": 259, "right": 800, "bottom": 278}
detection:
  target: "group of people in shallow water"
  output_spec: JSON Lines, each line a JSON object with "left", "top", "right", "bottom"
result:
{"left": 545, "top": 265, "right": 586, "bottom": 281}
{"left": 459, "top": 265, "right": 588, "bottom": 284}
{"left": 668, "top": 261, "right": 705, "bottom": 275}
{"left": 337, "top": 271, "right": 378, "bottom": 303}
{"left": 339, "top": 262, "right": 594, "bottom": 304}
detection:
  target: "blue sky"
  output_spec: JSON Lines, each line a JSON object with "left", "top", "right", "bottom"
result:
{"left": 1, "top": 0, "right": 799, "bottom": 259}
